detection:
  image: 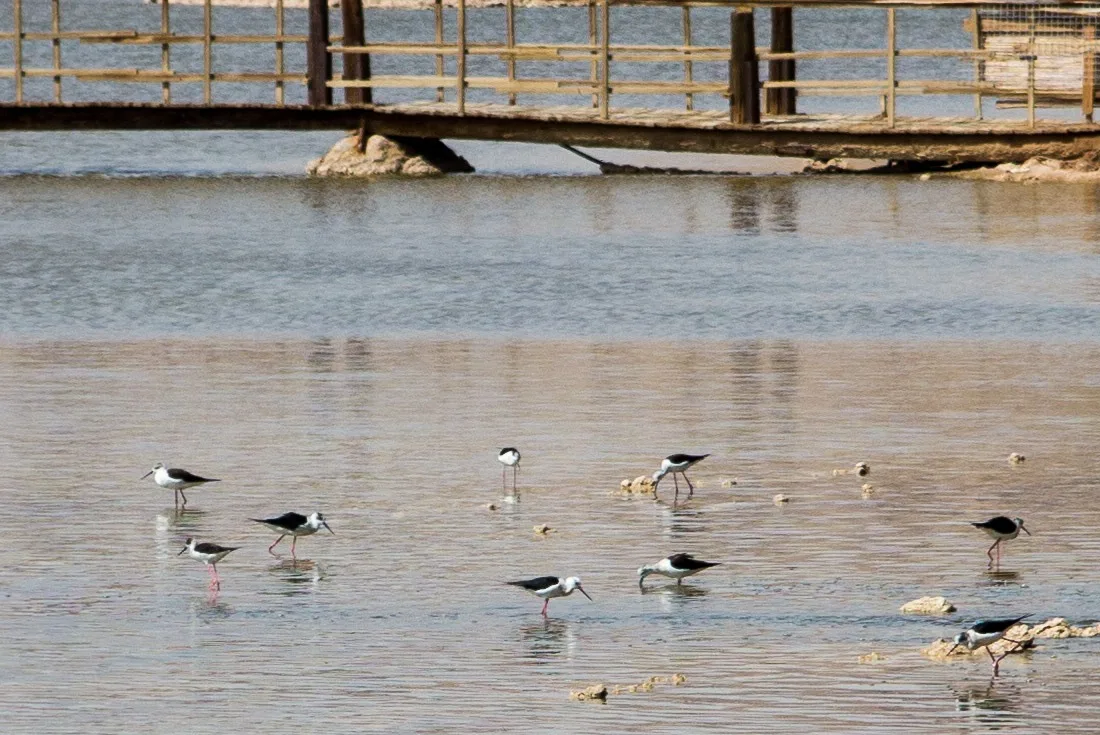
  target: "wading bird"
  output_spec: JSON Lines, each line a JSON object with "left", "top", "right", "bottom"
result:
{"left": 143, "top": 462, "right": 220, "bottom": 507}
{"left": 637, "top": 553, "right": 721, "bottom": 588}
{"left": 498, "top": 447, "right": 521, "bottom": 493}
{"left": 947, "top": 615, "right": 1030, "bottom": 676}
{"left": 971, "top": 516, "right": 1030, "bottom": 568}
{"left": 652, "top": 453, "right": 709, "bottom": 504}
{"left": 507, "top": 575, "right": 592, "bottom": 616}
{"left": 178, "top": 537, "right": 239, "bottom": 590}
{"left": 250, "top": 511, "right": 334, "bottom": 560}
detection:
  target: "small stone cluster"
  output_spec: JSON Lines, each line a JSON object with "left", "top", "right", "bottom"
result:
{"left": 570, "top": 674, "right": 686, "bottom": 701}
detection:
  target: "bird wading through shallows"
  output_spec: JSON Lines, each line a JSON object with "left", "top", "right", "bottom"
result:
{"left": 651, "top": 453, "right": 709, "bottom": 504}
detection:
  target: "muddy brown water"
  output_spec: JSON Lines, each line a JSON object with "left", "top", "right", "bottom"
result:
{"left": 1, "top": 338, "right": 1098, "bottom": 733}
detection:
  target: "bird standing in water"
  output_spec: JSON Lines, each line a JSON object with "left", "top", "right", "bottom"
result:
{"left": 947, "top": 615, "right": 1030, "bottom": 676}
{"left": 178, "top": 538, "right": 239, "bottom": 590}
{"left": 637, "top": 553, "right": 721, "bottom": 587}
{"left": 651, "top": 453, "right": 709, "bottom": 504}
{"left": 143, "top": 462, "right": 220, "bottom": 507}
{"left": 507, "top": 575, "right": 592, "bottom": 616}
{"left": 250, "top": 511, "right": 334, "bottom": 560}
{"left": 971, "top": 516, "right": 1030, "bottom": 569}
{"left": 498, "top": 447, "right": 521, "bottom": 493}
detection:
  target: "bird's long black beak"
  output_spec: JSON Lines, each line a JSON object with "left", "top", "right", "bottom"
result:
{"left": 177, "top": 546, "right": 187, "bottom": 556}
{"left": 1020, "top": 524, "right": 1032, "bottom": 536}
{"left": 141, "top": 470, "right": 154, "bottom": 479}
{"left": 323, "top": 521, "right": 335, "bottom": 535}
{"left": 578, "top": 585, "right": 593, "bottom": 601}
{"left": 946, "top": 642, "right": 960, "bottom": 656}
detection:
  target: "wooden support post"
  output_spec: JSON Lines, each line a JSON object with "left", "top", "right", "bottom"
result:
{"left": 13, "top": 0, "right": 22, "bottom": 104}
{"left": 589, "top": 1, "right": 598, "bottom": 108}
{"left": 341, "top": 0, "right": 370, "bottom": 104}
{"left": 275, "top": 0, "right": 285, "bottom": 105}
{"left": 766, "top": 7, "right": 795, "bottom": 115}
{"left": 728, "top": 8, "right": 759, "bottom": 125}
{"left": 1084, "top": 26, "right": 1095, "bottom": 122}
{"left": 971, "top": 9, "right": 982, "bottom": 120}
{"left": 683, "top": 6, "right": 694, "bottom": 111}
{"left": 507, "top": 0, "right": 517, "bottom": 105}
{"left": 1026, "top": 7, "right": 1036, "bottom": 129}
{"left": 886, "top": 8, "right": 896, "bottom": 128}
{"left": 599, "top": 0, "right": 610, "bottom": 120}
{"left": 434, "top": 0, "right": 444, "bottom": 103}
{"left": 307, "top": 0, "right": 333, "bottom": 106}
{"left": 161, "top": 0, "right": 172, "bottom": 104}
{"left": 203, "top": 0, "right": 213, "bottom": 104}
{"left": 457, "top": 0, "right": 466, "bottom": 114}
{"left": 51, "top": 0, "right": 62, "bottom": 103}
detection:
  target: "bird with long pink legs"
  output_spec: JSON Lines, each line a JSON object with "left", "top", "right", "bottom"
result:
{"left": 178, "top": 538, "right": 239, "bottom": 590}
{"left": 250, "top": 511, "right": 334, "bottom": 560}
{"left": 970, "top": 516, "right": 1030, "bottom": 569}
{"left": 507, "top": 576, "right": 592, "bottom": 616}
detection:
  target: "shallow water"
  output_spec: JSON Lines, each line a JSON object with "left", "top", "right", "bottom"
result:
{"left": 1, "top": 337, "right": 1099, "bottom": 733}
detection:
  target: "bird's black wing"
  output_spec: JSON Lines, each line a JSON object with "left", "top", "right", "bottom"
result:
{"left": 168, "top": 468, "right": 220, "bottom": 483}
{"left": 971, "top": 615, "right": 1030, "bottom": 634}
{"left": 668, "top": 553, "right": 720, "bottom": 570}
{"left": 665, "top": 453, "right": 710, "bottom": 465}
{"left": 507, "top": 576, "right": 559, "bottom": 592}
{"left": 252, "top": 511, "right": 308, "bottom": 529}
{"left": 194, "top": 542, "right": 238, "bottom": 554}
{"left": 972, "top": 516, "right": 1015, "bottom": 533}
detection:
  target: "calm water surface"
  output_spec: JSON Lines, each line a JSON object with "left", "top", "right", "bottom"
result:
{"left": 1, "top": 119, "right": 1099, "bottom": 735}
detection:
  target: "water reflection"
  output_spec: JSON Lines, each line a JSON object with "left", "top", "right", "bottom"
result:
{"left": 518, "top": 618, "right": 576, "bottom": 663}
{"left": 265, "top": 559, "right": 325, "bottom": 596}
{"left": 982, "top": 569, "right": 1022, "bottom": 587}
{"left": 638, "top": 582, "right": 709, "bottom": 600}
{"left": 953, "top": 679, "right": 1023, "bottom": 727}
{"left": 192, "top": 594, "right": 233, "bottom": 620}
{"left": 155, "top": 508, "right": 207, "bottom": 532}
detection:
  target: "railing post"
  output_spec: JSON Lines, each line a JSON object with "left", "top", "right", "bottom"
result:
{"left": 766, "top": 6, "right": 795, "bottom": 115}
{"left": 886, "top": 8, "right": 896, "bottom": 128}
{"left": 599, "top": 0, "right": 610, "bottom": 119}
{"left": 457, "top": 0, "right": 467, "bottom": 114}
{"left": 589, "top": 0, "right": 599, "bottom": 108}
{"left": 308, "top": 0, "right": 333, "bottom": 106}
{"left": 13, "top": 0, "right": 22, "bottom": 104}
{"left": 275, "top": 0, "right": 285, "bottom": 105}
{"left": 51, "top": 0, "right": 62, "bottom": 102}
{"left": 203, "top": 0, "right": 213, "bottom": 104}
{"left": 342, "top": 0, "right": 370, "bottom": 104}
{"left": 508, "top": 0, "right": 518, "bottom": 105}
{"left": 729, "top": 7, "right": 759, "bottom": 125}
{"left": 162, "top": 0, "right": 172, "bottom": 104}
{"left": 1084, "top": 25, "right": 1096, "bottom": 123}
{"left": 683, "top": 6, "right": 694, "bottom": 111}
{"left": 971, "top": 8, "right": 982, "bottom": 120}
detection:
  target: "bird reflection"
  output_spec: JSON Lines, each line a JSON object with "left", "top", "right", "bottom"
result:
{"left": 953, "top": 679, "right": 1022, "bottom": 724}
{"left": 192, "top": 594, "right": 232, "bottom": 619}
{"left": 982, "top": 569, "right": 1022, "bottom": 587}
{"left": 157, "top": 507, "right": 206, "bottom": 531}
{"left": 639, "top": 582, "right": 709, "bottom": 599}
{"left": 267, "top": 559, "right": 325, "bottom": 595}
{"left": 519, "top": 618, "right": 576, "bottom": 663}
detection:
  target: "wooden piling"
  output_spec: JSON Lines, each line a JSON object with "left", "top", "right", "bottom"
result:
{"left": 599, "top": 0, "right": 610, "bottom": 120}
{"left": 308, "top": 0, "right": 333, "bottom": 106}
{"left": 51, "top": 0, "right": 62, "bottom": 102}
{"left": 766, "top": 6, "right": 795, "bottom": 115}
{"left": 970, "top": 9, "right": 981, "bottom": 120}
{"left": 275, "top": 0, "right": 285, "bottom": 105}
{"left": 589, "top": 1, "right": 599, "bottom": 108}
{"left": 1084, "top": 25, "right": 1095, "bottom": 122}
{"left": 342, "top": 0, "right": 370, "bottom": 104}
{"left": 434, "top": 0, "right": 444, "bottom": 103}
{"left": 729, "top": 8, "right": 760, "bottom": 125}
{"left": 507, "top": 0, "right": 517, "bottom": 105}
{"left": 161, "top": 0, "right": 172, "bottom": 104}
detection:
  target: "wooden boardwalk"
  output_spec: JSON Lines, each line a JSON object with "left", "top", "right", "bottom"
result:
{"left": 5, "top": 0, "right": 1100, "bottom": 163}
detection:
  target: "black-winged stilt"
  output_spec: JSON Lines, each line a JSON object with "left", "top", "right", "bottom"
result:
{"left": 143, "top": 463, "right": 220, "bottom": 507}
{"left": 507, "top": 575, "right": 592, "bottom": 615}
{"left": 971, "top": 516, "right": 1030, "bottom": 568}
{"left": 178, "top": 537, "right": 239, "bottom": 589}
{"left": 652, "top": 453, "right": 709, "bottom": 504}
{"left": 250, "top": 511, "right": 334, "bottom": 560}
{"left": 498, "top": 447, "right": 521, "bottom": 492}
{"left": 947, "top": 615, "right": 1030, "bottom": 676}
{"left": 637, "top": 553, "right": 721, "bottom": 587}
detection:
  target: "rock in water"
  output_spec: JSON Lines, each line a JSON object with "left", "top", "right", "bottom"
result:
{"left": 308, "top": 134, "right": 474, "bottom": 177}
{"left": 900, "top": 596, "right": 956, "bottom": 614}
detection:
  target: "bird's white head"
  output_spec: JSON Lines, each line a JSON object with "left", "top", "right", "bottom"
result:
{"left": 142, "top": 462, "right": 165, "bottom": 480}
{"left": 637, "top": 564, "right": 656, "bottom": 586}
{"left": 309, "top": 512, "right": 335, "bottom": 535}
{"left": 563, "top": 576, "right": 593, "bottom": 600}
{"left": 1014, "top": 518, "right": 1031, "bottom": 536}
{"left": 177, "top": 537, "right": 195, "bottom": 555}
{"left": 651, "top": 468, "right": 667, "bottom": 486}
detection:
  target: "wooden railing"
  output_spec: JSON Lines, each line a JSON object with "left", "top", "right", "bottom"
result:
{"left": 2, "top": 0, "right": 1099, "bottom": 129}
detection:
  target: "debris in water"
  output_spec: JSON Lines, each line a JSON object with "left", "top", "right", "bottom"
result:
{"left": 570, "top": 684, "right": 608, "bottom": 701}
{"left": 533, "top": 524, "right": 553, "bottom": 536}
{"left": 900, "top": 596, "right": 956, "bottom": 614}
{"left": 1009, "top": 452, "right": 1026, "bottom": 464}
{"left": 858, "top": 652, "right": 885, "bottom": 663}
{"left": 773, "top": 494, "right": 790, "bottom": 505}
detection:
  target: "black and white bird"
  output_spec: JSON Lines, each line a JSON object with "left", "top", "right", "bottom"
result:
{"left": 178, "top": 537, "right": 239, "bottom": 589}
{"left": 507, "top": 575, "right": 592, "bottom": 616}
{"left": 947, "top": 615, "right": 1030, "bottom": 676}
{"left": 651, "top": 453, "right": 710, "bottom": 504}
{"left": 971, "top": 516, "right": 1030, "bottom": 568}
{"left": 250, "top": 511, "right": 334, "bottom": 560}
{"left": 498, "top": 447, "right": 521, "bottom": 492}
{"left": 142, "top": 462, "right": 220, "bottom": 507}
{"left": 637, "top": 553, "right": 721, "bottom": 588}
